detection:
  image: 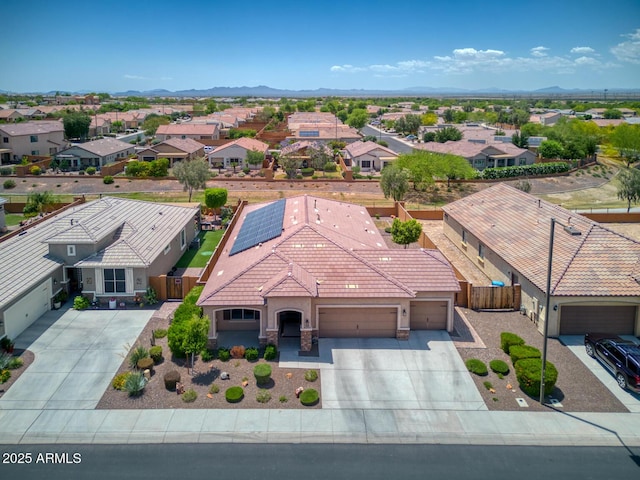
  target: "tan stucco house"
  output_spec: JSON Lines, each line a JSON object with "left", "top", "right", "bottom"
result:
{"left": 0, "top": 121, "right": 66, "bottom": 164}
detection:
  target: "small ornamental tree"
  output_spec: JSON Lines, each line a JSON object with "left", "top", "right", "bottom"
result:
{"left": 245, "top": 149, "right": 265, "bottom": 170}
{"left": 390, "top": 218, "right": 422, "bottom": 249}
{"left": 181, "top": 315, "right": 209, "bottom": 375}
{"left": 204, "top": 187, "right": 228, "bottom": 219}
{"left": 173, "top": 157, "right": 211, "bottom": 202}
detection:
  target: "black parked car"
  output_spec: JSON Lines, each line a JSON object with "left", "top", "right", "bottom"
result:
{"left": 584, "top": 333, "right": 640, "bottom": 393}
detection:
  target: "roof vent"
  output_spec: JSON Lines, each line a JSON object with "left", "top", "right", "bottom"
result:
{"left": 563, "top": 225, "right": 581, "bottom": 236}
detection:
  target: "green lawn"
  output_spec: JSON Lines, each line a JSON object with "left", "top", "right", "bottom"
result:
{"left": 175, "top": 229, "right": 224, "bottom": 268}
{"left": 4, "top": 213, "right": 24, "bottom": 226}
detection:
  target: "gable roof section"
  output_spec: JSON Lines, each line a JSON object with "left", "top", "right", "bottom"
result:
{"left": 59, "top": 138, "right": 132, "bottom": 157}
{"left": 212, "top": 137, "right": 269, "bottom": 155}
{"left": 344, "top": 140, "right": 398, "bottom": 158}
{"left": 0, "top": 121, "right": 63, "bottom": 136}
{"left": 156, "top": 123, "right": 218, "bottom": 136}
{"left": 442, "top": 183, "right": 640, "bottom": 296}
{"left": 159, "top": 137, "right": 205, "bottom": 154}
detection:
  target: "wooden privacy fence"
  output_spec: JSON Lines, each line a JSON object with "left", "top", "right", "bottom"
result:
{"left": 468, "top": 284, "right": 521, "bottom": 310}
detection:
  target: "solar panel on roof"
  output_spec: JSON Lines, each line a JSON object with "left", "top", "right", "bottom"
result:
{"left": 229, "top": 199, "right": 286, "bottom": 256}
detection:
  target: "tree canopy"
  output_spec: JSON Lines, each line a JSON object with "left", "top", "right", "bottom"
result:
{"left": 617, "top": 167, "right": 640, "bottom": 213}
{"left": 63, "top": 112, "right": 91, "bottom": 140}
{"left": 390, "top": 218, "right": 422, "bottom": 249}
{"left": 538, "top": 140, "right": 564, "bottom": 159}
{"left": 141, "top": 114, "right": 170, "bottom": 136}
{"left": 380, "top": 164, "right": 410, "bottom": 201}
{"left": 172, "top": 157, "right": 210, "bottom": 202}
{"left": 204, "top": 187, "right": 228, "bottom": 214}
{"left": 610, "top": 124, "right": 640, "bottom": 166}
{"left": 345, "top": 108, "right": 369, "bottom": 129}
{"left": 434, "top": 126, "right": 463, "bottom": 143}
{"left": 245, "top": 149, "right": 265, "bottom": 168}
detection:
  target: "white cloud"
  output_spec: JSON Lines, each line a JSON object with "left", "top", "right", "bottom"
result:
{"left": 574, "top": 56, "right": 601, "bottom": 66}
{"left": 611, "top": 28, "right": 640, "bottom": 64}
{"left": 330, "top": 64, "right": 365, "bottom": 73}
{"left": 124, "top": 74, "right": 148, "bottom": 80}
{"left": 531, "top": 46, "right": 549, "bottom": 57}
{"left": 570, "top": 46, "right": 595, "bottom": 54}
{"left": 452, "top": 48, "right": 505, "bottom": 59}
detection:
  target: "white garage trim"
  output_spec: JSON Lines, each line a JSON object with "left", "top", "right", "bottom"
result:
{"left": 4, "top": 279, "right": 51, "bottom": 338}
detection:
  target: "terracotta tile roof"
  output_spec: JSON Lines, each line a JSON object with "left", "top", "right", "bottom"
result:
{"left": 198, "top": 195, "right": 460, "bottom": 307}
{"left": 160, "top": 137, "right": 205, "bottom": 154}
{"left": 212, "top": 137, "right": 269, "bottom": 154}
{"left": 344, "top": 140, "right": 398, "bottom": 158}
{"left": 442, "top": 183, "right": 640, "bottom": 296}
{"left": 415, "top": 141, "right": 530, "bottom": 159}
{"left": 0, "top": 121, "right": 63, "bottom": 136}
{"left": 156, "top": 123, "right": 219, "bottom": 136}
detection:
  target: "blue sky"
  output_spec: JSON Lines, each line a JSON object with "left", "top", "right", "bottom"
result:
{"left": 2, "top": 0, "right": 639, "bottom": 93}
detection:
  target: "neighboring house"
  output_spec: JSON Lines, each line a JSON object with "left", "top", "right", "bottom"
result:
{"left": 89, "top": 116, "right": 112, "bottom": 137}
{"left": 0, "top": 121, "right": 66, "bottom": 164}
{"left": 280, "top": 140, "right": 331, "bottom": 157}
{"left": 0, "top": 197, "right": 6, "bottom": 232}
{"left": 207, "top": 137, "right": 269, "bottom": 169}
{"left": 0, "top": 197, "right": 199, "bottom": 340}
{"left": 197, "top": 195, "right": 460, "bottom": 351}
{"left": 442, "top": 183, "right": 640, "bottom": 337}
{"left": 342, "top": 140, "right": 398, "bottom": 172}
{"left": 286, "top": 112, "right": 362, "bottom": 144}
{"left": 99, "top": 112, "right": 145, "bottom": 131}
{"left": 0, "top": 109, "right": 25, "bottom": 123}
{"left": 137, "top": 138, "right": 205, "bottom": 166}
{"left": 55, "top": 138, "right": 135, "bottom": 169}
{"left": 539, "top": 112, "right": 562, "bottom": 126}
{"left": 156, "top": 123, "right": 220, "bottom": 141}
{"left": 415, "top": 141, "right": 536, "bottom": 170}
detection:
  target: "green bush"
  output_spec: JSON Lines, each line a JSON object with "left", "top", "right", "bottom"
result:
{"left": 500, "top": 332, "right": 525, "bottom": 354}
{"left": 201, "top": 349, "right": 215, "bottom": 362}
{"left": 149, "top": 345, "right": 163, "bottom": 364}
{"left": 129, "top": 346, "right": 149, "bottom": 369}
{"left": 489, "top": 359, "right": 510, "bottom": 375}
{"left": 217, "top": 347, "right": 230, "bottom": 361}
{"left": 103, "top": 175, "right": 114, "bottom": 184}
{"left": 0, "top": 167, "right": 13, "bottom": 176}
{"left": 254, "top": 363, "right": 272, "bottom": 385}
{"left": 483, "top": 381, "right": 493, "bottom": 390}
{"left": 209, "top": 383, "right": 220, "bottom": 394}
{"left": 509, "top": 345, "right": 541, "bottom": 365}
{"left": 279, "top": 395, "right": 288, "bottom": 403}
{"left": 183, "top": 285, "right": 204, "bottom": 305}
{"left": 244, "top": 347, "right": 259, "bottom": 361}
{"left": 86, "top": 166, "right": 97, "bottom": 175}
{"left": 7, "top": 357, "right": 23, "bottom": 370}
{"left": 167, "top": 302, "right": 202, "bottom": 357}
{"left": 124, "top": 371, "right": 147, "bottom": 396}
{"left": 30, "top": 165, "right": 41, "bottom": 175}
{"left": 304, "top": 369, "right": 318, "bottom": 382}
{"left": 111, "top": 372, "right": 131, "bottom": 391}
{"left": 323, "top": 161, "right": 337, "bottom": 172}
{"left": 256, "top": 389, "right": 271, "bottom": 403}
{"left": 301, "top": 167, "right": 315, "bottom": 177}
{"left": 136, "top": 357, "right": 154, "bottom": 370}
{"left": 73, "top": 295, "right": 90, "bottom": 310}
{"left": 0, "top": 369, "right": 11, "bottom": 384}
{"left": 163, "top": 370, "right": 181, "bottom": 390}
{"left": 299, "top": 388, "right": 319, "bottom": 406}
{"left": 153, "top": 328, "right": 168, "bottom": 339}
{"left": 182, "top": 388, "right": 198, "bottom": 403}
{"left": 481, "top": 162, "right": 570, "bottom": 180}
{"left": 225, "top": 386, "right": 244, "bottom": 403}
{"left": 515, "top": 358, "right": 558, "bottom": 397}
{"left": 465, "top": 358, "right": 488, "bottom": 376}
{"left": 263, "top": 344, "right": 277, "bottom": 361}
{"left": 3, "top": 179, "right": 16, "bottom": 189}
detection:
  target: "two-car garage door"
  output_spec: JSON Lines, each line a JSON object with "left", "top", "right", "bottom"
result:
{"left": 319, "top": 307, "right": 397, "bottom": 337}
{"left": 559, "top": 305, "right": 636, "bottom": 335}
{"left": 410, "top": 301, "right": 448, "bottom": 330}
{"left": 4, "top": 279, "right": 51, "bottom": 338}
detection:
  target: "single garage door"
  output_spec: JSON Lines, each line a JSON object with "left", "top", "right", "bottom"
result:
{"left": 560, "top": 305, "right": 636, "bottom": 335}
{"left": 410, "top": 301, "right": 448, "bottom": 330}
{"left": 4, "top": 279, "right": 51, "bottom": 338}
{"left": 319, "top": 307, "right": 397, "bottom": 338}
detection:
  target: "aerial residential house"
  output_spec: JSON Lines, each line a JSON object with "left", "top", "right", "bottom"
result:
{"left": 415, "top": 141, "right": 536, "bottom": 170}
{"left": 442, "top": 183, "right": 640, "bottom": 337}
{"left": 55, "top": 137, "right": 135, "bottom": 169}
{"left": 89, "top": 115, "right": 112, "bottom": 137}
{"left": 197, "top": 195, "right": 460, "bottom": 351}
{"left": 0, "top": 109, "right": 26, "bottom": 123}
{"left": 342, "top": 140, "right": 398, "bottom": 172}
{"left": 137, "top": 137, "right": 205, "bottom": 166}
{"left": 207, "top": 137, "right": 269, "bottom": 170}
{"left": 0, "top": 197, "right": 199, "bottom": 340}
{"left": 286, "top": 112, "right": 362, "bottom": 144}
{"left": 155, "top": 123, "right": 220, "bottom": 142}
{"left": 539, "top": 112, "right": 562, "bottom": 126}
{"left": 0, "top": 121, "right": 66, "bottom": 164}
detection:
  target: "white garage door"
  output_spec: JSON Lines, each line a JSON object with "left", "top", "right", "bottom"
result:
{"left": 319, "top": 307, "right": 397, "bottom": 338}
{"left": 4, "top": 279, "right": 51, "bottom": 338}
{"left": 410, "top": 301, "right": 448, "bottom": 330}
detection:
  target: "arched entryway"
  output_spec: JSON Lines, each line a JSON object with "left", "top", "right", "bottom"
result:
{"left": 278, "top": 310, "right": 302, "bottom": 338}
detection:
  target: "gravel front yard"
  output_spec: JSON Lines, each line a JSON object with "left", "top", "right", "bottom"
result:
{"left": 455, "top": 308, "right": 629, "bottom": 413}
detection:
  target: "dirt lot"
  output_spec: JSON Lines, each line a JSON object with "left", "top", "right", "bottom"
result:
{"left": 455, "top": 308, "right": 629, "bottom": 413}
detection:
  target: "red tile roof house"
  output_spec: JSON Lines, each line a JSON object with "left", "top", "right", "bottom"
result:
{"left": 137, "top": 137, "right": 205, "bottom": 166}
{"left": 156, "top": 123, "right": 220, "bottom": 141}
{"left": 414, "top": 141, "right": 536, "bottom": 171}
{"left": 442, "top": 183, "right": 640, "bottom": 337}
{"left": 342, "top": 140, "right": 398, "bottom": 172}
{"left": 207, "top": 137, "right": 269, "bottom": 170}
{"left": 197, "top": 195, "right": 460, "bottom": 351}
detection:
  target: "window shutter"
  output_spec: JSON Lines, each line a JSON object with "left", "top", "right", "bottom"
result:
{"left": 125, "top": 268, "right": 134, "bottom": 294}
{"left": 95, "top": 269, "right": 104, "bottom": 294}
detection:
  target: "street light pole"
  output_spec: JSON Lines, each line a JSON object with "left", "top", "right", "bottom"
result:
{"left": 540, "top": 218, "right": 556, "bottom": 404}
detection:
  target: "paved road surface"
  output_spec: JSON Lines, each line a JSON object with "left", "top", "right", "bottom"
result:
{"left": 361, "top": 125, "right": 415, "bottom": 154}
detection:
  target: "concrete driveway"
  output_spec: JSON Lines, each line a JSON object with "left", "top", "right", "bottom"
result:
{"left": 560, "top": 335, "right": 640, "bottom": 413}
{"left": 0, "top": 307, "right": 152, "bottom": 410}
{"left": 280, "top": 331, "right": 486, "bottom": 411}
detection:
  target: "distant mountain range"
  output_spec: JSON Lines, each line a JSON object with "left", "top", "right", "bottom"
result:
{"left": 2, "top": 85, "right": 639, "bottom": 98}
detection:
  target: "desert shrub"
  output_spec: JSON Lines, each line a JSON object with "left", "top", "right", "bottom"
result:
{"left": 489, "top": 359, "right": 510, "bottom": 375}
{"left": 167, "top": 302, "right": 202, "bottom": 357}
{"left": 384, "top": 226, "right": 391, "bottom": 233}
{"left": 111, "top": 372, "right": 131, "bottom": 391}
{"left": 324, "top": 161, "right": 337, "bottom": 172}
{"left": 149, "top": 345, "right": 163, "bottom": 364}
{"left": 263, "top": 344, "right": 277, "bottom": 361}
{"left": 153, "top": 328, "right": 167, "bottom": 339}
{"left": 0, "top": 166, "right": 12, "bottom": 176}
{"left": 7, "top": 357, "right": 23, "bottom": 370}
{"left": 230, "top": 345, "right": 246, "bottom": 359}
{"left": 304, "top": 369, "right": 318, "bottom": 382}
{"left": 201, "top": 349, "right": 215, "bottom": 362}
{"left": 515, "top": 358, "right": 558, "bottom": 397}
{"left": 242, "top": 166, "right": 250, "bottom": 175}
{"left": 244, "top": 347, "right": 259, "bottom": 361}
{"left": 483, "top": 381, "right": 493, "bottom": 390}
{"left": 256, "top": 389, "right": 271, "bottom": 403}
{"left": 124, "top": 371, "right": 147, "bottom": 396}
{"left": 0, "top": 370, "right": 11, "bottom": 384}
{"left": 30, "top": 166, "right": 41, "bottom": 175}
{"left": 73, "top": 295, "right": 89, "bottom": 310}
{"left": 299, "top": 388, "right": 319, "bottom": 406}
{"left": 225, "top": 386, "right": 244, "bottom": 403}
{"left": 137, "top": 357, "right": 154, "bottom": 371}
{"left": 184, "top": 285, "right": 204, "bottom": 305}
{"left": 465, "top": 358, "right": 488, "bottom": 376}
{"left": 509, "top": 345, "right": 541, "bottom": 365}
{"left": 209, "top": 383, "right": 220, "bottom": 394}
{"left": 103, "top": 175, "right": 114, "bottom": 184}
{"left": 301, "top": 167, "right": 314, "bottom": 177}
{"left": 164, "top": 370, "right": 181, "bottom": 390}
{"left": 253, "top": 363, "right": 272, "bottom": 385}
{"left": 217, "top": 347, "right": 230, "bottom": 362}
{"left": 279, "top": 395, "right": 288, "bottom": 403}
{"left": 182, "top": 389, "right": 198, "bottom": 403}
{"left": 129, "top": 346, "right": 149, "bottom": 369}
{"left": 3, "top": 179, "right": 16, "bottom": 189}
{"left": 500, "top": 332, "right": 525, "bottom": 354}
{"left": 86, "top": 166, "right": 97, "bottom": 175}
{"left": 481, "top": 162, "right": 570, "bottom": 180}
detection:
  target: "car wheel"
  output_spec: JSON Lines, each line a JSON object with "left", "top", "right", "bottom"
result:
{"left": 616, "top": 372, "right": 627, "bottom": 390}
{"left": 585, "top": 343, "right": 595, "bottom": 357}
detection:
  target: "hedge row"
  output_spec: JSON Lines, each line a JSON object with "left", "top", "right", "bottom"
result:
{"left": 481, "top": 162, "right": 570, "bottom": 180}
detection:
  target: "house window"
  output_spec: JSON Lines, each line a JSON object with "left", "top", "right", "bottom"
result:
{"left": 478, "top": 243, "right": 485, "bottom": 259}
{"left": 462, "top": 230, "right": 467, "bottom": 244}
{"left": 67, "top": 245, "right": 76, "bottom": 256}
{"left": 361, "top": 160, "right": 371, "bottom": 168}
{"left": 223, "top": 309, "right": 260, "bottom": 321}
{"left": 164, "top": 244, "right": 171, "bottom": 255}
{"left": 30, "top": 135, "right": 38, "bottom": 143}
{"left": 2, "top": 137, "right": 8, "bottom": 143}
{"left": 180, "top": 229, "right": 186, "bottom": 249}
{"left": 104, "top": 268, "right": 126, "bottom": 293}
{"left": 31, "top": 150, "right": 39, "bottom": 155}
{"left": 519, "top": 158, "right": 527, "bottom": 165}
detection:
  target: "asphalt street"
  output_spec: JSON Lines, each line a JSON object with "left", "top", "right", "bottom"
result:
{"left": 360, "top": 125, "right": 415, "bottom": 154}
